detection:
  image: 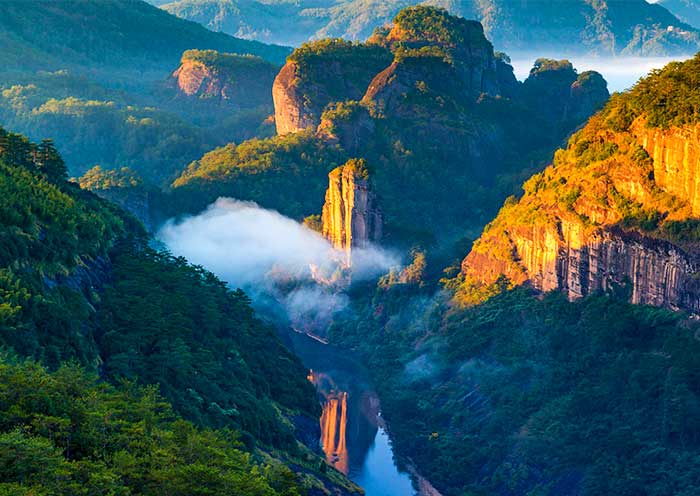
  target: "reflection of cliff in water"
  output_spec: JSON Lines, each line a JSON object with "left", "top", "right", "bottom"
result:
{"left": 309, "top": 370, "right": 379, "bottom": 476}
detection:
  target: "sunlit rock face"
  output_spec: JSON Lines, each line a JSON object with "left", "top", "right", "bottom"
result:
{"left": 321, "top": 160, "right": 382, "bottom": 255}
{"left": 633, "top": 122, "right": 700, "bottom": 216}
{"left": 272, "top": 42, "right": 393, "bottom": 135}
{"left": 459, "top": 110, "right": 700, "bottom": 311}
{"left": 464, "top": 221, "right": 700, "bottom": 311}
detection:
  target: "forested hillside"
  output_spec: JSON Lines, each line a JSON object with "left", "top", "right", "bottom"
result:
{"left": 0, "top": 1, "right": 286, "bottom": 184}
{"left": 0, "top": 125, "right": 359, "bottom": 495}
{"left": 0, "top": 0, "right": 288, "bottom": 70}
{"left": 172, "top": 7, "right": 609, "bottom": 247}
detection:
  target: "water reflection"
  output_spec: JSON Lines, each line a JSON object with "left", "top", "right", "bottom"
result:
{"left": 293, "top": 333, "right": 416, "bottom": 496}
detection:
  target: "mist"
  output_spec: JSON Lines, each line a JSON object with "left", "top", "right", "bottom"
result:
{"left": 158, "top": 198, "right": 399, "bottom": 333}
{"left": 510, "top": 54, "right": 691, "bottom": 92}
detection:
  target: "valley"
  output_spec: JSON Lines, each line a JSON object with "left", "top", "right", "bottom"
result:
{"left": 2, "top": 1, "right": 700, "bottom": 495}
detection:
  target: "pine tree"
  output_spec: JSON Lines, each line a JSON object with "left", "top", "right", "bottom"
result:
{"left": 36, "top": 139, "right": 67, "bottom": 182}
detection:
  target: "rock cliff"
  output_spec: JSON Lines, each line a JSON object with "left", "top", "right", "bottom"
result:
{"left": 632, "top": 120, "right": 700, "bottom": 216}
{"left": 460, "top": 57, "right": 700, "bottom": 311}
{"left": 170, "top": 49, "right": 277, "bottom": 108}
{"left": 321, "top": 159, "right": 382, "bottom": 254}
{"left": 272, "top": 40, "right": 393, "bottom": 135}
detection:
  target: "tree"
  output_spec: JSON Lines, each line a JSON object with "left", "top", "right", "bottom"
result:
{"left": 36, "top": 139, "right": 67, "bottom": 182}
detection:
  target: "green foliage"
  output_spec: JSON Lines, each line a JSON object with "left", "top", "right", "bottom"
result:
{"left": 97, "top": 247, "right": 319, "bottom": 447}
{"left": 181, "top": 49, "right": 273, "bottom": 71}
{"left": 0, "top": 127, "right": 320, "bottom": 466}
{"left": 392, "top": 6, "right": 486, "bottom": 47}
{"left": 0, "top": 82, "right": 218, "bottom": 183}
{"left": 79, "top": 165, "right": 144, "bottom": 190}
{"left": 172, "top": 131, "right": 343, "bottom": 218}
{"left": 0, "top": 0, "right": 289, "bottom": 71}
{"left": 333, "top": 285, "right": 700, "bottom": 495}
{"left": 611, "top": 53, "right": 700, "bottom": 129}
{"left": 0, "top": 357, "right": 304, "bottom": 496}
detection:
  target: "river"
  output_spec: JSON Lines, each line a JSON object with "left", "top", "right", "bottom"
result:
{"left": 289, "top": 331, "right": 418, "bottom": 496}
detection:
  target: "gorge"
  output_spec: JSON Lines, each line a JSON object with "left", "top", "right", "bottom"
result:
{"left": 4, "top": 2, "right": 700, "bottom": 496}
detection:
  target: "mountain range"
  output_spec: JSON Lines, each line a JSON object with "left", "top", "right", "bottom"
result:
{"left": 156, "top": 0, "right": 700, "bottom": 55}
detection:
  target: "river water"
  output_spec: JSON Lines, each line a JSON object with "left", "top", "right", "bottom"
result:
{"left": 289, "top": 332, "right": 417, "bottom": 496}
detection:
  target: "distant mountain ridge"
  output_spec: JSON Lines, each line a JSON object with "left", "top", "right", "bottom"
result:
{"left": 154, "top": 0, "right": 700, "bottom": 55}
{"left": 0, "top": 0, "right": 290, "bottom": 71}
{"left": 658, "top": 0, "right": 700, "bottom": 28}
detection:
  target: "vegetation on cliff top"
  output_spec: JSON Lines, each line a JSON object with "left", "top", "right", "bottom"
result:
{"left": 173, "top": 6, "right": 608, "bottom": 245}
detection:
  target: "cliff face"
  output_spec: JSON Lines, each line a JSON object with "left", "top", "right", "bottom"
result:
{"left": 460, "top": 86, "right": 700, "bottom": 311}
{"left": 171, "top": 49, "right": 277, "bottom": 108}
{"left": 272, "top": 41, "right": 393, "bottom": 135}
{"left": 520, "top": 61, "right": 609, "bottom": 134}
{"left": 464, "top": 219, "right": 700, "bottom": 311}
{"left": 272, "top": 61, "right": 319, "bottom": 135}
{"left": 633, "top": 121, "right": 700, "bottom": 216}
{"left": 321, "top": 160, "right": 382, "bottom": 253}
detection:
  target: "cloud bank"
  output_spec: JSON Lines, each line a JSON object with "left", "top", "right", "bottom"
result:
{"left": 158, "top": 198, "right": 399, "bottom": 332}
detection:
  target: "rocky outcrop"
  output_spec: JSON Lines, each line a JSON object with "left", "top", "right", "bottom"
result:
{"left": 459, "top": 91, "right": 700, "bottom": 311}
{"left": 633, "top": 121, "right": 700, "bottom": 216}
{"left": 171, "top": 49, "right": 277, "bottom": 108}
{"left": 520, "top": 60, "right": 609, "bottom": 133}
{"left": 379, "top": 12, "right": 503, "bottom": 100}
{"left": 464, "top": 220, "right": 700, "bottom": 311}
{"left": 321, "top": 160, "right": 382, "bottom": 254}
{"left": 272, "top": 61, "right": 318, "bottom": 135}
{"left": 272, "top": 41, "right": 393, "bottom": 135}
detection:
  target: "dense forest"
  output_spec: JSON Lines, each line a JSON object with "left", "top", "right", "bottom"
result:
{"left": 0, "top": 125, "right": 358, "bottom": 495}
{"left": 0, "top": 0, "right": 286, "bottom": 184}
{"left": 329, "top": 282, "right": 700, "bottom": 495}
{"left": 320, "top": 47, "right": 700, "bottom": 496}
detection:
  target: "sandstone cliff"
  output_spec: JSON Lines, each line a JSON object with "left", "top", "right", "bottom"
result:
{"left": 321, "top": 159, "right": 382, "bottom": 254}
{"left": 170, "top": 49, "right": 277, "bottom": 108}
{"left": 460, "top": 60, "right": 700, "bottom": 311}
{"left": 632, "top": 120, "right": 700, "bottom": 216}
{"left": 272, "top": 40, "right": 393, "bottom": 135}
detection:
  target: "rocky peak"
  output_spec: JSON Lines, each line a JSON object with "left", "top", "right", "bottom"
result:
{"left": 380, "top": 6, "right": 503, "bottom": 99}
{"left": 458, "top": 56, "right": 700, "bottom": 312}
{"left": 321, "top": 159, "right": 382, "bottom": 256}
{"left": 170, "top": 49, "right": 277, "bottom": 108}
{"left": 272, "top": 40, "right": 393, "bottom": 135}
{"left": 520, "top": 59, "right": 609, "bottom": 133}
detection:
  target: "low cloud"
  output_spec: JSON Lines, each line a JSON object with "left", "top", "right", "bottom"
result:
{"left": 158, "top": 198, "right": 399, "bottom": 332}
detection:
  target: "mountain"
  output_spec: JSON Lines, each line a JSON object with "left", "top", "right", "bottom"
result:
{"left": 320, "top": 54, "right": 700, "bottom": 496}
{"left": 0, "top": 0, "right": 289, "bottom": 71}
{"left": 460, "top": 53, "right": 700, "bottom": 311}
{"left": 157, "top": 0, "right": 700, "bottom": 56}
{"left": 168, "top": 49, "right": 278, "bottom": 107}
{"left": 172, "top": 6, "right": 609, "bottom": 247}
{"left": 0, "top": 1, "right": 286, "bottom": 185}
{"left": 658, "top": 0, "right": 700, "bottom": 28}
{"left": 0, "top": 124, "right": 360, "bottom": 495}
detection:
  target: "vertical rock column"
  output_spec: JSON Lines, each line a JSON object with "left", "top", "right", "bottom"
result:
{"left": 321, "top": 160, "right": 382, "bottom": 261}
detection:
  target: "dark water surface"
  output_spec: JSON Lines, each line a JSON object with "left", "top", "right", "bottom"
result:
{"left": 290, "top": 332, "right": 416, "bottom": 496}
